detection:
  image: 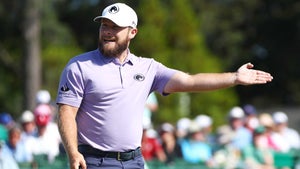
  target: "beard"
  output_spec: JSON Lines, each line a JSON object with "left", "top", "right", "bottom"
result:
{"left": 98, "top": 36, "right": 129, "bottom": 57}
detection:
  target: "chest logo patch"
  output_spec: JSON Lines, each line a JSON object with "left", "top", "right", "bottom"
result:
{"left": 134, "top": 74, "right": 145, "bottom": 82}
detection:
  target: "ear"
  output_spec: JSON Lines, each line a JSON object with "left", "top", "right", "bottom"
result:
{"left": 129, "top": 28, "right": 138, "bottom": 39}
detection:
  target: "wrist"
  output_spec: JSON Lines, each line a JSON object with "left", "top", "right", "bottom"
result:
{"left": 67, "top": 149, "right": 80, "bottom": 158}
{"left": 232, "top": 72, "right": 238, "bottom": 85}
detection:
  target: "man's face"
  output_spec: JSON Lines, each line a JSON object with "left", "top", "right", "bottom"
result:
{"left": 98, "top": 19, "right": 131, "bottom": 57}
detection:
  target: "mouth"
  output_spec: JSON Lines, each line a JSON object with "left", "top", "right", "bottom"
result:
{"left": 102, "top": 36, "right": 116, "bottom": 43}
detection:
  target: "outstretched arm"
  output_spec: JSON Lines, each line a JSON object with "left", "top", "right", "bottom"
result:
{"left": 164, "top": 63, "right": 273, "bottom": 93}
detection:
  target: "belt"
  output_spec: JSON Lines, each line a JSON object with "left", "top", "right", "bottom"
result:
{"left": 78, "top": 145, "right": 141, "bottom": 161}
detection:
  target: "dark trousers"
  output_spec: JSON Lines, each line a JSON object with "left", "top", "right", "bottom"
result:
{"left": 83, "top": 154, "right": 145, "bottom": 169}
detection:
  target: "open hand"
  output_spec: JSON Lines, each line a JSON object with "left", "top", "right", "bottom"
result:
{"left": 235, "top": 63, "right": 273, "bottom": 85}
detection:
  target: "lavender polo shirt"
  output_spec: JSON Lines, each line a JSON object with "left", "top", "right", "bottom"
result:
{"left": 56, "top": 49, "right": 177, "bottom": 152}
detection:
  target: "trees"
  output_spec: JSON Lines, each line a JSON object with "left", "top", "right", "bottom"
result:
{"left": 195, "top": 0, "right": 300, "bottom": 106}
{"left": 22, "top": 0, "right": 41, "bottom": 111}
{"left": 0, "top": 0, "right": 81, "bottom": 117}
{"left": 132, "top": 0, "right": 237, "bottom": 125}
{"left": 0, "top": 0, "right": 299, "bottom": 125}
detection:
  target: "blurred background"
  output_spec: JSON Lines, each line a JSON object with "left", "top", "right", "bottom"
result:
{"left": 0, "top": 0, "right": 299, "bottom": 129}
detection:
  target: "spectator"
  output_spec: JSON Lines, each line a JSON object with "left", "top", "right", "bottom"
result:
{"left": 143, "top": 92, "right": 158, "bottom": 129}
{"left": 212, "top": 106, "right": 252, "bottom": 168}
{"left": 242, "top": 126, "right": 275, "bottom": 169}
{"left": 194, "top": 114, "right": 217, "bottom": 151}
{"left": 36, "top": 90, "right": 51, "bottom": 105}
{"left": 158, "top": 122, "right": 182, "bottom": 165}
{"left": 272, "top": 111, "right": 300, "bottom": 152}
{"left": 225, "top": 106, "right": 252, "bottom": 150}
{"left": 243, "top": 104, "right": 260, "bottom": 133}
{"left": 216, "top": 125, "right": 235, "bottom": 147}
{"left": 194, "top": 114, "right": 213, "bottom": 137}
{"left": 213, "top": 125, "right": 242, "bottom": 169}
{"left": 176, "top": 117, "right": 191, "bottom": 141}
{"left": 36, "top": 89, "right": 58, "bottom": 123}
{"left": 258, "top": 113, "right": 279, "bottom": 151}
{"left": 180, "top": 121, "right": 213, "bottom": 165}
{"left": 0, "top": 112, "right": 16, "bottom": 142}
{"left": 19, "top": 110, "right": 37, "bottom": 142}
{"left": 0, "top": 112, "right": 15, "bottom": 129}
{"left": 26, "top": 104, "right": 60, "bottom": 162}
{"left": 141, "top": 125, "right": 166, "bottom": 162}
{"left": 0, "top": 140, "right": 19, "bottom": 169}
{"left": 1, "top": 125, "right": 32, "bottom": 163}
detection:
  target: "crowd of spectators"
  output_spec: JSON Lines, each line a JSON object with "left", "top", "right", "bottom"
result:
{"left": 142, "top": 105, "right": 300, "bottom": 169}
{"left": 0, "top": 90, "right": 61, "bottom": 169}
{"left": 0, "top": 91, "right": 299, "bottom": 169}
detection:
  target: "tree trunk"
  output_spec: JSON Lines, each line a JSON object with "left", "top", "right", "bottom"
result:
{"left": 22, "top": 0, "right": 41, "bottom": 110}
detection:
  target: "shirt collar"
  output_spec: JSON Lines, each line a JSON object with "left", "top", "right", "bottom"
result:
{"left": 97, "top": 49, "right": 135, "bottom": 65}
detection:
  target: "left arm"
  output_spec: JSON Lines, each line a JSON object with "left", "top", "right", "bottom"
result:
{"left": 164, "top": 63, "right": 273, "bottom": 93}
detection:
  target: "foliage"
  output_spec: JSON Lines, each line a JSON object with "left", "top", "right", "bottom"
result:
{"left": 133, "top": 0, "right": 237, "bottom": 127}
{"left": 40, "top": 1, "right": 84, "bottom": 100}
{"left": 0, "top": 0, "right": 299, "bottom": 124}
{"left": 0, "top": 0, "right": 83, "bottom": 117}
{"left": 196, "top": 0, "right": 300, "bottom": 106}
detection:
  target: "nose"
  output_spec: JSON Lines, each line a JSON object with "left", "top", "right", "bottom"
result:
{"left": 100, "top": 26, "right": 112, "bottom": 36}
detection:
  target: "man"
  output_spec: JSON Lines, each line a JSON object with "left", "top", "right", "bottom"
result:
{"left": 1, "top": 126, "right": 32, "bottom": 163}
{"left": 272, "top": 111, "right": 300, "bottom": 152}
{"left": 242, "top": 126, "right": 275, "bottom": 169}
{"left": 227, "top": 106, "right": 252, "bottom": 150}
{"left": 26, "top": 104, "right": 60, "bottom": 162}
{"left": 56, "top": 3, "right": 273, "bottom": 169}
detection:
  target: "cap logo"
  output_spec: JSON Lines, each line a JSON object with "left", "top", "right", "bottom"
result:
{"left": 109, "top": 5, "right": 119, "bottom": 14}
{"left": 132, "top": 21, "right": 137, "bottom": 27}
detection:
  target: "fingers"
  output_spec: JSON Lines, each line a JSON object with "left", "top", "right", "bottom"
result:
{"left": 256, "top": 70, "right": 273, "bottom": 80}
{"left": 246, "top": 62, "right": 254, "bottom": 69}
{"left": 71, "top": 162, "right": 86, "bottom": 169}
{"left": 236, "top": 63, "right": 273, "bottom": 85}
{"left": 69, "top": 153, "right": 87, "bottom": 169}
{"left": 238, "top": 63, "right": 253, "bottom": 71}
{"left": 79, "top": 161, "right": 87, "bottom": 169}
{"left": 254, "top": 70, "right": 273, "bottom": 83}
{"left": 244, "top": 63, "right": 273, "bottom": 83}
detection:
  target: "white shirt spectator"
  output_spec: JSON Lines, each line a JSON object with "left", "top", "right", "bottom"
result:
{"left": 26, "top": 122, "right": 60, "bottom": 162}
{"left": 271, "top": 111, "right": 300, "bottom": 152}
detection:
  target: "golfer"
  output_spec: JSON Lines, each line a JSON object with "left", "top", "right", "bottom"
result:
{"left": 56, "top": 3, "right": 273, "bottom": 169}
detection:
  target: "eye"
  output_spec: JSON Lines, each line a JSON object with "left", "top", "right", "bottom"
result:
{"left": 113, "top": 26, "right": 120, "bottom": 30}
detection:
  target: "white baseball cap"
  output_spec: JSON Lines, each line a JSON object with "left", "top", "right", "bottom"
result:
{"left": 273, "top": 111, "right": 288, "bottom": 124}
{"left": 160, "top": 123, "right": 175, "bottom": 133}
{"left": 194, "top": 115, "right": 212, "bottom": 128}
{"left": 36, "top": 90, "right": 51, "bottom": 104}
{"left": 94, "top": 3, "right": 138, "bottom": 28}
{"left": 188, "top": 121, "right": 201, "bottom": 133}
{"left": 176, "top": 117, "right": 191, "bottom": 131}
{"left": 228, "top": 106, "right": 245, "bottom": 119}
{"left": 20, "top": 110, "right": 34, "bottom": 123}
